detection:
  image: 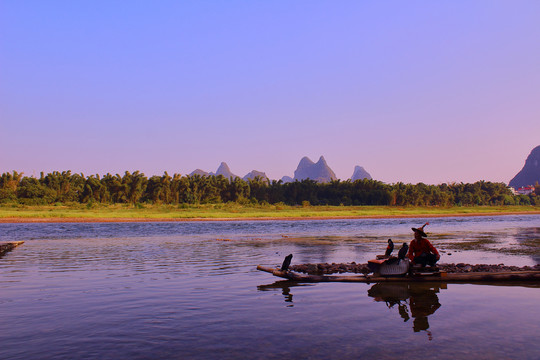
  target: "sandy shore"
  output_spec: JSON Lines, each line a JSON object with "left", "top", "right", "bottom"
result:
{"left": 1, "top": 211, "right": 539, "bottom": 223}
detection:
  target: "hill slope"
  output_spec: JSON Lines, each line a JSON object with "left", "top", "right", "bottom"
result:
{"left": 509, "top": 145, "right": 540, "bottom": 188}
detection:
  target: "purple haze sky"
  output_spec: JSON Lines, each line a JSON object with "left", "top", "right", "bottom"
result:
{"left": 1, "top": 1, "right": 539, "bottom": 184}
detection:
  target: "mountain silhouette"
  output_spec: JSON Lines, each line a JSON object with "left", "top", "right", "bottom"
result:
{"left": 190, "top": 162, "right": 238, "bottom": 179}
{"left": 243, "top": 170, "right": 268, "bottom": 181}
{"left": 509, "top": 145, "right": 540, "bottom": 188}
{"left": 281, "top": 176, "right": 294, "bottom": 183}
{"left": 293, "top": 156, "right": 337, "bottom": 183}
{"left": 351, "top": 165, "right": 372, "bottom": 181}
{"left": 215, "top": 162, "right": 238, "bottom": 179}
{"left": 189, "top": 169, "right": 209, "bottom": 176}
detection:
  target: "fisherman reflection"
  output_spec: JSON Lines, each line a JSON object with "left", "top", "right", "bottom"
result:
{"left": 367, "top": 283, "right": 443, "bottom": 340}
{"left": 398, "top": 302, "right": 410, "bottom": 322}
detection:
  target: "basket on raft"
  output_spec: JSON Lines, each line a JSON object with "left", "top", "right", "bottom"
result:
{"left": 368, "top": 258, "right": 410, "bottom": 276}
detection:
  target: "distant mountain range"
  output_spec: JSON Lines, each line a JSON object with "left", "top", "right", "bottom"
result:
{"left": 190, "top": 146, "right": 540, "bottom": 187}
{"left": 509, "top": 145, "right": 540, "bottom": 188}
{"left": 189, "top": 162, "right": 269, "bottom": 181}
{"left": 189, "top": 156, "right": 372, "bottom": 183}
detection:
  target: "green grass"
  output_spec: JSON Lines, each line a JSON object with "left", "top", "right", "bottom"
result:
{"left": 0, "top": 203, "right": 539, "bottom": 221}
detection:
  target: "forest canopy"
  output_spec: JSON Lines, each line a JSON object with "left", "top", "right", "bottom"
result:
{"left": 0, "top": 171, "right": 537, "bottom": 206}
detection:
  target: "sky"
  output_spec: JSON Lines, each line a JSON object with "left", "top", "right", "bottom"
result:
{"left": 1, "top": 1, "right": 539, "bottom": 185}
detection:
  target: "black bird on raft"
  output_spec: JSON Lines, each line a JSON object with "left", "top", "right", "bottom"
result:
{"left": 398, "top": 243, "right": 409, "bottom": 260}
{"left": 385, "top": 239, "right": 394, "bottom": 257}
{"left": 281, "top": 254, "right": 293, "bottom": 271}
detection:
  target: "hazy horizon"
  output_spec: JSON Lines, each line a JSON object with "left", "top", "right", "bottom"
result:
{"left": 2, "top": 2, "right": 539, "bottom": 185}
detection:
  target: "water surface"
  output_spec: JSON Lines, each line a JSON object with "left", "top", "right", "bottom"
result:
{"left": 1, "top": 215, "right": 539, "bottom": 359}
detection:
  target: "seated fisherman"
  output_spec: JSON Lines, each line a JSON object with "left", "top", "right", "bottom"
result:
{"left": 408, "top": 223, "right": 440, "bottom": 267}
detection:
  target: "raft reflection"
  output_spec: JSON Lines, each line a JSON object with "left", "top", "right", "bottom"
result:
{"left": 368, "top": 282, "right": 445, "bottom": 340}
{"left": 257, "top": 281, "right": 445, "bottom": 339}
{"left": 257, "top": 280, "right": 445, "bottom": 336}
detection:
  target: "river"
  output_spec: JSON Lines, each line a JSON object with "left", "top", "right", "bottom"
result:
{"left": 1, "top": 215, "right": 539, "bottom": 359}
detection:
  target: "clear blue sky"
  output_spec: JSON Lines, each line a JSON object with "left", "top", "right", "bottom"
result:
{"left": 1, "top": 1, "right": 539, "bottom": 184}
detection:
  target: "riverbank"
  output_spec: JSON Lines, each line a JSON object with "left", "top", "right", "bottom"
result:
{"left": 0, "top": 204, "right": 539, "bottom": 223}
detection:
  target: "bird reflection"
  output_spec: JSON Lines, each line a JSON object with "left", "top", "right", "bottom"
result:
{"left": 257, "top": 280, "right": 313, "bottom": 307}
{"left": 282, "top": 287, "right": 293, "bottom": 304}
{"left": 368, "top": 282, "right": 444, "bottom": 340}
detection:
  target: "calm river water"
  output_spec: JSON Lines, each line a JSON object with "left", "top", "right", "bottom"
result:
{"left": 1, "top": 215, "right": 539, "bottom": 359}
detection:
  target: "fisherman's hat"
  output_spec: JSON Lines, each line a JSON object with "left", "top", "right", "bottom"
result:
{"left": 412, "top": 222, "right": 429, "bottom": 237}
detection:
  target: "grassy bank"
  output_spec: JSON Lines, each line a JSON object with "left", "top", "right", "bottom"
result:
{"left": 0, "top": 203, "right": 539, "bottom": 222}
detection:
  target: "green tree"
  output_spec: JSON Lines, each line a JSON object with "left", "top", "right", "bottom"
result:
{"left": 40, "top": 171, "right": 85, "bottom": 203}
{"left": 81, "top": 174, "right": 109, "bottom": 203}
{"left": 17, "top": 177, "right": 56, "bottom": 204}
{"left": 122, "top": 171, "right": 148, "bottom": 205}
{"left": 0, "top": 171, "right": 23, "bottom": 202}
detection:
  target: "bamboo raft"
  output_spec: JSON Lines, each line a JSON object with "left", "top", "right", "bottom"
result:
{"left": 256, "top": 265, "right": 540, "bottom": 283}
{"left": 0, "top": 241, "right": 24, "bottom": 258}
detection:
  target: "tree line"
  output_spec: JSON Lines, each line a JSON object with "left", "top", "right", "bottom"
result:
{"left": 0, "top": 171, "right": 537, "bottom": 206}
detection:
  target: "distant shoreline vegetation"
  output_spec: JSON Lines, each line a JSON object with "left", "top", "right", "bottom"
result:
{"left": 0, "top": 171, "right": 538, "bottom": 207}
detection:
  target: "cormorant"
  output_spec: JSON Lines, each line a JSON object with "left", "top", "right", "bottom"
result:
{"left": 398, "top": 243, "right": 409, "bottom": 260}
{"left": 281, "top": 254, "right": 293, "bottom": 271}
{"left": 385, "top": 239, "right": 394, "bottom": 257}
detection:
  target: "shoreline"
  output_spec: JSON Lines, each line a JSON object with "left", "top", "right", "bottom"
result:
{"left": 1, "top": 211, "right": 539, "bottom": 223}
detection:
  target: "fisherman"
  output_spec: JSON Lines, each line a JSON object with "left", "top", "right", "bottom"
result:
{"left": 408, "top": 222, "right": 440, "bottom": 267}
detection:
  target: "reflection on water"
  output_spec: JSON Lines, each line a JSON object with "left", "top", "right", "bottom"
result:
{"left": 257, "top": 280, "right": 312, "bottom": 307}
{"left": 257, "top": 280, "right": 445, "bottom": 340}
{"left": 368, "top": 282, "right": 444, "bottom": 340}
{"left": 255, "top": 279, "right": 540, "bottom": 359}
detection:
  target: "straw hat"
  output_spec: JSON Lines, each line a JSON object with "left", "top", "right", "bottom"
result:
{"left": 412, "top": 222, "right": 429, "bottom": 237}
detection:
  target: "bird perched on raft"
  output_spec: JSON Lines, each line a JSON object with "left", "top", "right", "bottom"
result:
{"left": 398, "top": 243, "right": 409, "bottom": 260}
{"left": 377, "top": 239, "right": 395, "bottom": 260}
{"left": 383, "top": 243, "right": 409, "bottom": 266}
{"left": 385, "top": 239, "right": 394, "bottom": 257}
{"left": 281, "top": 254, "right": 293, "bottom": 271}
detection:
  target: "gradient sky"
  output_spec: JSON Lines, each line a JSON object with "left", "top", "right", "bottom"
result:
{"left": 1, "top": 1, "right": 539, "bottom": 184}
